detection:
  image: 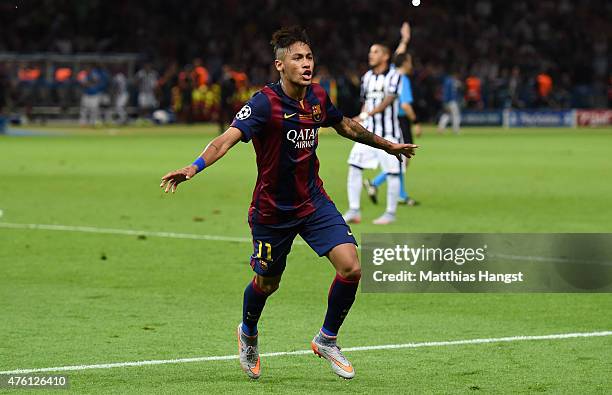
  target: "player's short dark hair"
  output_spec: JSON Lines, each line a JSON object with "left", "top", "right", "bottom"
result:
{"left": 372, "top": 42, "right": 391, "bottom": 56}
{"left": 270, "top": 26, "right": 311, "bottom": 59}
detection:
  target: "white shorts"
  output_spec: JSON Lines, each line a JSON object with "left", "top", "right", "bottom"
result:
{"left": 115, "top": 92, "right": 128, "bottom": 108}
{"left": 80, "top": 93, "right": 101, "bottom": 109}
{"left": 347, "top": 140, "right": 401, "bottom": 174}
{"left": 138, "top": 92, "right": 157, "bottom": 109}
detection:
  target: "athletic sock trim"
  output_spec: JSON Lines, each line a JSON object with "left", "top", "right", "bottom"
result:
{"left": 320, "top": 327, "right": 338, "bottom": 338}
{"left": 251, "top": 276, "right": 267, "bottom": 295}
{"left": 241, "top": 322, "right": 258, "bottom": 337}
{"left": 335, "top": 272, "right": 361, "bottom": 284}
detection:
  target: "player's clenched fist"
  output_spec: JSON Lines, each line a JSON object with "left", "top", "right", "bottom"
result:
{"left": 159, "top": 165, "right": 197, "bottom": 193}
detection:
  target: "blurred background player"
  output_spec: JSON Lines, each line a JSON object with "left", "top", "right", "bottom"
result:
{"left": 366, "top": 51, "right": 421, "bottom": 207}
{"left": 98, "top": 67, "right": 112, "bottom": 123}
{"left": 111, "top": 68, "right": 129, "bottom": 124}
{"left": 192, "top": 58, "right": 210, "bottom": 88}
{"left": 437, "top": 68, "right": 461, "bottom": 134}
{"left": 176, "top": 64, "right": 194, "bottom": 123}
{"left": 78, "top": 64, "right": 106, "bottom": 126}
{"left": 218, "top": 64, "right": 236, "bottom": 134}
{"left": 366, "top": 23, "right": 421, "bottom": 207}
{"left": 344, "top": 42, "right": 402, "bottom": 225}
{"left": 464, "top": 74, "right": 483, "bottom": 109}
{"left": 535, "top": 70, "right": 553, "bottom": 108}
{"left": 53, "top": 64, "right": 72, "bottom": 113}
{"left": 135, "top": 62, "right": 159, "bottom": 119}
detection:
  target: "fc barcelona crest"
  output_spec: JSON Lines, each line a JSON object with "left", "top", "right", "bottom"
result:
{"left": 312, "top": 104, "right": 322, "bottom": 122}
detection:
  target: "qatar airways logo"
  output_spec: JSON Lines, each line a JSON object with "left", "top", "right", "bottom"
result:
{"left": 286, "top": 127, "right": 319, "bottom": 149}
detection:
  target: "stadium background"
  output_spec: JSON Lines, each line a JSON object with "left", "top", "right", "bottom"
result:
{"left": 0, "top": 0, "right": 610, "bottom": 125}
{"left": 1, "top": 1, "right": 611, "bottom": 393}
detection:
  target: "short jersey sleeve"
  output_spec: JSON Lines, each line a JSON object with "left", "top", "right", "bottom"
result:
{"left": 385, "top": 71, "right": 401, "bottom": 96}
{"left": 399, "top": 75, "right": 413, "bottom": 105}
{"left": 230, "top": 91, "right": 271, "bottom": 142}
{"left": 321, "top": 92, "right": 343, "bottom": 127}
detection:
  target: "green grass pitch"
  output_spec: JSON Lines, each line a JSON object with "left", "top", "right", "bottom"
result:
{"left": 1, "top": 124, "right": 611, "bottom": 393}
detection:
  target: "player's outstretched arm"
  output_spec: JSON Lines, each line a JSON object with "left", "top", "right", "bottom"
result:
{"left": 333, "top": 116, "right": 419, "bottom": 161}
{"left": 395, "top": 21, "right": 411, "bottom": 55}
{"left": 159, "top": 127, "right": 242, "bottom": 193}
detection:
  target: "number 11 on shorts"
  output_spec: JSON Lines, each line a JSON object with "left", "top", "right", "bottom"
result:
{"left": 255, "top": 240, "right": 273, "bottom": 261}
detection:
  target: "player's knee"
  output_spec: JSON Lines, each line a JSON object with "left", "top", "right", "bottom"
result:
{"left": 260, "top": 282, "right": 280, "bottom": 294}
{"left": 339, "top": 265, "right": 362, "bottom": 282}
{"left": 255, "top": 275, "right": 281, "bottom": 294}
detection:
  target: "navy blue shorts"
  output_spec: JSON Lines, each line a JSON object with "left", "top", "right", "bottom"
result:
{"left": 249, "top": 199, "right": 357, "bottom": 277}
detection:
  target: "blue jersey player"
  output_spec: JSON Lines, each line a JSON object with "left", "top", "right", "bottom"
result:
{"left": 160, "top": 26, "right": 418, "bottom": 380}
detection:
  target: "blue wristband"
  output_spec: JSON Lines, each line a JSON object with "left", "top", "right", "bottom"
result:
{"left": 192, "top": 157, "right": 206, "bottom": 173}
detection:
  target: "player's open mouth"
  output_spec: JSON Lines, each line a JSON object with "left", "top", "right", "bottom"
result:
{"left": 302, "top": 70, "right": 312, "bottom": 80}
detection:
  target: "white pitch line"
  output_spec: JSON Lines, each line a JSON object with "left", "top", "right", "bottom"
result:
{"left": 0, "top": 222, "right": 312, "bottom": 246}
{"left": 0, "top": 222, "right": 252, "bottom": 243}
{"left": 1, "top": 331, "right": 610, "bottom": 375}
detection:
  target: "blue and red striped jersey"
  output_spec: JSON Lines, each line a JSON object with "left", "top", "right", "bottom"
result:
{"left": 231, "top": 82, "right": 343, "bottom": 225}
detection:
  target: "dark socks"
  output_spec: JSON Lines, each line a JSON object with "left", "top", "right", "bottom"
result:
{"left": 242, "top": 277, "right": 269, "bottom": 336}
{"left": 322, "top": 273, "right": 360, "bottom": 337}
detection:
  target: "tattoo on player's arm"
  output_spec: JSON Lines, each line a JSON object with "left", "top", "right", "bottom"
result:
{"left": 197, "top": 128, "right": 242, "bottom": 169}
{"left": 336, "top": 117, "right": 392, "bottom": 151}
{"left": 202, "top": 140, "right": 227, "bottom": 167}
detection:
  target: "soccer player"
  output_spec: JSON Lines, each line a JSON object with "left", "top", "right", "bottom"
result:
{"left": 135, "top": 62, "right": 159, "bottom": 119}
{"left": 366, "top": 52, "right": 420, "bottom": 207}
{"left": 111, "top": 69, "right": 129, "bottom": 125}
{"left": 365, "top": 23, "right": 421, "bottom": 207}
{"left": 160, "top": 26, "right": 418, "bottom": 380}
{"left": 437, "top": 69, "right": 461, "bottom": 134}
{"left": 78, "top": 64, "right": 105, "bottom": 126}
{"left": 344, "top": 40, "right": 403, "bottom": 225}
